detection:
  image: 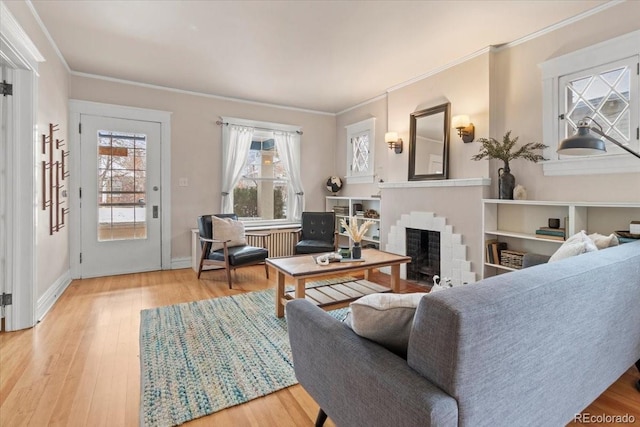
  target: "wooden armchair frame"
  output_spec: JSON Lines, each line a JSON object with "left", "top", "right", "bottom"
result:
{"left": 196, "top": 214, "right": 270, "bottom": 288}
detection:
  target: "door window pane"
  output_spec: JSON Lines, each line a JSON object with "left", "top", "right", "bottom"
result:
{"left": 97, "top": 131, "right": 147, "bottom": 241}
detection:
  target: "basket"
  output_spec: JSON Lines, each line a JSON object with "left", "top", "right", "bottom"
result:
{"left": 500, "top": 250, "right": 526, "bottom": 270}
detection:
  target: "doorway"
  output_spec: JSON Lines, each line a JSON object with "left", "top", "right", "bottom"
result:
{"left": 70, "top": 101, "right": 172, "bottom": 279}
{"left": 79, "top": 115, "right": 162, "bottom": 277}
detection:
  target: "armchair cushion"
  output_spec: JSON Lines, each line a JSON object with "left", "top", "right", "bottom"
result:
{"left": 210, "top": 215, "right": 246, "bottom": 251}
{"left": 208, "top": 245, "right": 268, "bottom": 266}
{"left": 295, "top": 239, "right": 335, "bottom": 254}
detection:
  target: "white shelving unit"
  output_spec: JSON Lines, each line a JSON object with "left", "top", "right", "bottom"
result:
{"left": 482, "top": 199, "right": 640, "bottom": 278}
{"left": 326, "top": 196, "right": 382, "bottom": 249}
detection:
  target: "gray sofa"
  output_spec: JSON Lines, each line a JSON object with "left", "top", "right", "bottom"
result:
{"left": 286, "top": 240, "right": 640, "bottom": 426}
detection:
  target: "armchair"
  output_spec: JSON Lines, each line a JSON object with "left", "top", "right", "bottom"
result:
{"left": 196, "top": 214, "right": 269, "bottom": 288}
{"left": 293, "top": 212, "right": 338, "bottom": 255}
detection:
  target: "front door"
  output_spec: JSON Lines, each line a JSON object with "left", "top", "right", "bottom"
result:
{"left": 80, "top": 115, "right": 162, "bottom": 277}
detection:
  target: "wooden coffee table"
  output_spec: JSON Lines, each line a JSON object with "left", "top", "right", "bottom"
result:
{"left": 267, "top": 248, "right": 411, "bottom": 317}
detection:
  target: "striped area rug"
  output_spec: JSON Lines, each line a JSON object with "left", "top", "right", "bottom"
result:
{"left": 140, "top": 279, "right": 351, "bottom": 427}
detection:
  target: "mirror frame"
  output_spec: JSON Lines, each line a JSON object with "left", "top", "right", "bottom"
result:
{"left": 408, "top": 102, "right": 451, "bottom": 181}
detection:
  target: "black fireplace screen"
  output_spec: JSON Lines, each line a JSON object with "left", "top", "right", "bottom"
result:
{"left": 406, "top": 228, "right": 440, "bottom": 283}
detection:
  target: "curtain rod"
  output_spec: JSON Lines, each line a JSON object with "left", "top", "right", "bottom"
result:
{"left": 215, "top": 120, "right": 303, "bottom": 135}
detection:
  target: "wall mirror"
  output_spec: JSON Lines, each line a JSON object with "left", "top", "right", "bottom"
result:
{"left": 408, "top": 102, "right": 450, "bottom": 181}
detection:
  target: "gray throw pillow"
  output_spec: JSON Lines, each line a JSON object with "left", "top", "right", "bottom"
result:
{"left": 344, "top": 292, "right": 427, "bottom": 357}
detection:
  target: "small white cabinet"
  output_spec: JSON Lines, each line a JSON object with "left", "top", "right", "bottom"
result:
{"left": 326, "top": 196, "right": 382, "bottom": 249}
{"left": 482, "top": 199, "right": 640, "bottom": 278}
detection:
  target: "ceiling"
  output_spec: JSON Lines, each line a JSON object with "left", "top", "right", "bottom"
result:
{"left": 31, "top": 0, "right": 610, "bottom": 114}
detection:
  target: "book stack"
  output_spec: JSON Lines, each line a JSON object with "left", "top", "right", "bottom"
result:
{"left": 485, "top": 239, "right": 508, "bottom": 264}
{"left": 535, "top": 227, "right": 566, "bottom": 241}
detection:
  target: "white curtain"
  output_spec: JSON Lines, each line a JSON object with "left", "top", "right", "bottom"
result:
{"left": 220, "top": 125, "right": 254, "bottom": 213}
{"left": 274, "top": 131, "right": 305, "bottom": 220}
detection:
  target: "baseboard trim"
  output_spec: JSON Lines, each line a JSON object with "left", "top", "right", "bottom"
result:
{"left": 37, "top": 270, "right": 72, "bottom": 322}
{"left": 171, "top": 257, "right": 191, "bottom": 270}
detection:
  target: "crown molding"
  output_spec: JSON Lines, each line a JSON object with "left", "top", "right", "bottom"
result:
{"left": 0, "top": 0, "right": 45, "bottom": 71}
{"left": 70, "top": 70, "right": 335, "bottom": 116}
{"left": 335, "top": 93, "right": 387, "bottom": 116}
{"left": 24, "top": 0, "right": 69, "bottom": 72}
{"left": 496, "top": 0, "right": 626, "bottom": 51}
{"left": 386, "top": 47, "right": 493, "bottom": 94}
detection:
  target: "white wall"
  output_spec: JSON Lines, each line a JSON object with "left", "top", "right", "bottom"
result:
{"left": 334, "top": 1, "right": 640, "bottom": 280}
{"left": 5, "top": 1, "right": 70, "bottom": 305}
{"left": 69, "top": 76, "right": 336, "bottom": 259}
{"left": 491, "top": 0, "right": 640, "bottom": 202}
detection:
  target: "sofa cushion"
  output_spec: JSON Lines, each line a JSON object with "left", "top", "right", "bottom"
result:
{"left": 210, "top": 215, "right": 246, "bottom": 251}
{"left": 344, "top": 292, "right": 427, "bottom": 357}
{"left": 548, "top": 230, "right": 598, "bottom": 262}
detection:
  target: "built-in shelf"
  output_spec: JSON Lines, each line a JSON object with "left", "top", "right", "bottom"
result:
{"left": 327, "top": 196, "right": 381, "bottom": 249}
{"left": 482, "top": 199, "right": 640, "bottom": 279}
{"left": 484, "top": 230, "right": 565, "bottom": 243}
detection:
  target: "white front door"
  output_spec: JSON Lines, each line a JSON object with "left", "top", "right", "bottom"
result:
{"left": 80, "top": 115, "right": 162, "bottom": 277}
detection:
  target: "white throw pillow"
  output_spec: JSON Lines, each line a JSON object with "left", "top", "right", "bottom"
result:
{"left": 344, "top": 292, "right": 427, "bottom": 357}
{"left": 210, "top": 216, "right": 246, "bottom": 251}
{"left": 588, "top": 232, "right": 619, "bottom": 250}
{"left": 549, "top": 230, "right": 598, "bottom": 263}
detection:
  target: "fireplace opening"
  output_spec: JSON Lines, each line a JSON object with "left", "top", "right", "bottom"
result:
{"left": 406, "top": 228, "right": 441, "bottom": 285}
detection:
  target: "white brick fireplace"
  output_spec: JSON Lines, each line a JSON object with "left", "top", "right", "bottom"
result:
{"left": 386, "top": 211, "right": 476, "bottom": 286}
{"left": 379, "top": 178, "right": 491, "bottom": 286}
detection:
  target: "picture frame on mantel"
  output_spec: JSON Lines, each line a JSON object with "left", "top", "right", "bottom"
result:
{"left": 408, "top": 102, "right": 450, "bottom": 181}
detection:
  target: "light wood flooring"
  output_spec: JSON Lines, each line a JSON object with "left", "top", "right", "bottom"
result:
{"left": 1, "top": 266, "right": 638, "bottom": 426}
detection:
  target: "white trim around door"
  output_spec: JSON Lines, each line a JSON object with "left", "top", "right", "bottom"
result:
{"left": 1, "top": 1, "right": 45, "bottom": 331}
{"left": 69, "top": 100, "right": 172, "bottom": 278}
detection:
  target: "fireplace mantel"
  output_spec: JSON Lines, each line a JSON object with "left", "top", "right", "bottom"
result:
{"left": 379, "top": 178, "right": 490, "bottom": 189}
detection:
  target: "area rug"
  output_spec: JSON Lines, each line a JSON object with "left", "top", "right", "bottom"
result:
{"left": 140, "top": 277, "right": 352, "bottom": 427}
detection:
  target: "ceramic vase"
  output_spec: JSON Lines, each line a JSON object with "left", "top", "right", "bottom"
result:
{"left": 498, "top": 163, "right": 515, "bottom": 200}
{"left": 351, "top": 242, "right": 361, "bottom": 259}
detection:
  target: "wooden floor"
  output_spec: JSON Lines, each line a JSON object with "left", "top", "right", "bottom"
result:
{"left": 1, "top": 266, "right": 638, "bottom": 426}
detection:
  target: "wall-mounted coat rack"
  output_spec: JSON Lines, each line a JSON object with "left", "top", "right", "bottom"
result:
{"left": 42, "top": 123, "right": 69, "bottom": 235}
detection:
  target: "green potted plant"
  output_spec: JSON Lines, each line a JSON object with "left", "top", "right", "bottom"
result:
{"left": 471, "top": 131, "right": 547, "bottom": 199}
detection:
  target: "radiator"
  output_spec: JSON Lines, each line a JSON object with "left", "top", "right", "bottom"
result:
{"left": 246, "top": 229, "right": 298, "bottom": 257}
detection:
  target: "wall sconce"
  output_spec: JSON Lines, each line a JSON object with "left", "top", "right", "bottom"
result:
{"left": 452, "top": 115, "right": 475, "bottom": 143}
{"left": 385, "top": 132, "right": 403, "bottom": 153}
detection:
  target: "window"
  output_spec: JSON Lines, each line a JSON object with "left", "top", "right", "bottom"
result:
{"left": 541, "top": 30, "right": 640, "bottom": 176}
{"left": 234, "top": 134, "right": 288, "bottom": 221}
{"left": 220, "top": 117, "right": 303, "bottom": 224}
{"left": 345, "top": 118, "right": 375, "bottom": 183}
